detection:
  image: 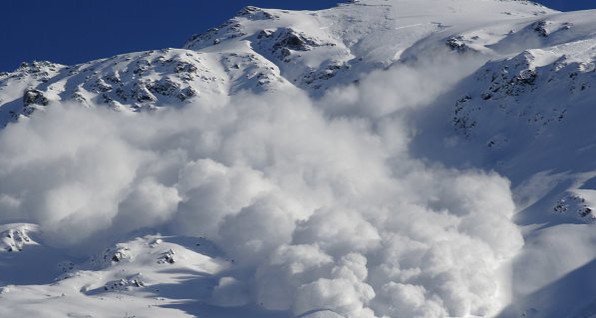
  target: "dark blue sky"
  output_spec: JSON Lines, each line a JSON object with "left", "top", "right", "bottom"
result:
{"left": 1, "top": 0, "right": 594, "bottom": 72}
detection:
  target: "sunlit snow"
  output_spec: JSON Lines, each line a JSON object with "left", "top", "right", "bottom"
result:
{"left": 0, "top": 0, "right": 595, "bottom": 317}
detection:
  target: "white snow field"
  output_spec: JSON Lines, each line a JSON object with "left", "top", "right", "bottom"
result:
{"left": 0, "top": 0, "right": 595, "bottom": 317}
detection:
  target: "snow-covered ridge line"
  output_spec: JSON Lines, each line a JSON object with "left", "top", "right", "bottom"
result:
{"left": 0, "top": 0, "right": 561, "bottom": 127}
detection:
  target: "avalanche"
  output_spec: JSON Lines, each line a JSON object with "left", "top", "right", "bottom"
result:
{"left": 0, "top": 1, "right": 595, "bottom": 317}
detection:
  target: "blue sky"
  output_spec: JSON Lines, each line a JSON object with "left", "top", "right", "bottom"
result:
{"left": 1, "top": 0, "right": 594, "bottom": 72}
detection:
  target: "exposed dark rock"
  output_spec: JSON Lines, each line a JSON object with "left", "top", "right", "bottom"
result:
{"left": 532, "top": 20, "right": 548, "bottom": 37}
{"left": 237, "top": 6, "right": 277, "bottom": 20}
{"left": 175, "top": 62, "right": 198, "bottom": 74}
{"left": 178, "top": 87, "right": 197, "bottom": 101}
{"left": 104, "top": 278, "right": 145, "bottom": 291}
{"left": 272, "top": 28, "right": 318, "bottom": 52}
{"left": 158, "top": 249, "right": 176, "bottom": 264}
{"left": 92, "top": 78, "right": 113, "bottom": 92}
{"left": 23, "top": 89, "right": 48, "bottom": 106}
{"left": 131, "top": 83, "right": 156, "bottom": 102}
{"left": 149, "top": 79, "right": 180, "bottom": 96}
{"left": 446, "top": 36, "right": 476, "bottom": 54}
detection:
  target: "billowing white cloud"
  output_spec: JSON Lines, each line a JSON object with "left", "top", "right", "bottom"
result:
{"left": 0, "top": 52, "right": 523, "bottom": 317}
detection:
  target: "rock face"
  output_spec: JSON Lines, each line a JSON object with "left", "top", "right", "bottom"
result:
{"left": 23, "top": 89, "right": 49, "bottom": 107}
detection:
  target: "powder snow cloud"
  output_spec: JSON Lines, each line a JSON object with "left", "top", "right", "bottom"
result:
{"left": 0, "top": 52, "right": 523, "bottom": 317}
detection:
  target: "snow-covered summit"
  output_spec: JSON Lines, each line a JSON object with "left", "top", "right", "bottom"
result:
{"left": 0, "top": 0, "right": 565, "bottom": 127}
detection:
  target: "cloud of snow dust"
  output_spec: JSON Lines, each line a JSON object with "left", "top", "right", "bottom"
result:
{"left": 318, "top": 52, "right": 485, "bottom": 119}
{"left": 0, "top": 54, "right": 523, "bottom": 317}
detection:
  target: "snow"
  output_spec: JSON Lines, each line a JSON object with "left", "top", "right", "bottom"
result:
{"left": 0, "top": 0, "right": 595, "bottom": 317}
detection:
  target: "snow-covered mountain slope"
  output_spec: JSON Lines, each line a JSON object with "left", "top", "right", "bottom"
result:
{"left": 0, "top": 0, "right": 556, "bottom": 126}
{"left": 0, "top": 227, "right": 234, "bottom": 318}
{"left": 1, "top": 0, "right": 596, "bottom": 317}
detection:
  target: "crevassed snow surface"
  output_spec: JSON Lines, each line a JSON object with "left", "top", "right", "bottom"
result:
{"left": 0, "top": 0, "right": 595, "bottom": 317}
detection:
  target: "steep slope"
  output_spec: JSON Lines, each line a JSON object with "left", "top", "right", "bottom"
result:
{"left": 408, "top": 6, "right": 596, "bottom": 318}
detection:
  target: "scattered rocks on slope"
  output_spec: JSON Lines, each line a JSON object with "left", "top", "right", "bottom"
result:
{"left": 302, "top": 62, "right": 350, "bottom": 89}
{"left": 158, "top": 249, "right": 176, "bottom": 264}
{"left": 445, "top": 36, "right": 478, "bottom": 54}
{"left": 104, "top": 275, "right": 145, "bottom": 291}
{"left": 183, "top": 20, "right": 246, "bottom": 51}
{"left": 533, "top": 20, "right": 549, "bottom": 37}
{"left": 554, "top": 193, "right": 596, "bottom": 221}
{"left": 259, "top": 27, "right": 333, "bottom": 62}
{"left": 0, "top": 226, "right": 35, "bottom": 252}
{"left": 452, "top": 49, "right": 594, "bottom": 138}
{"left": 237, "top": 6, "right": 277, "bottom": 20}
{"left": 88, "top": 247, "right": 133, "bottom": 268}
